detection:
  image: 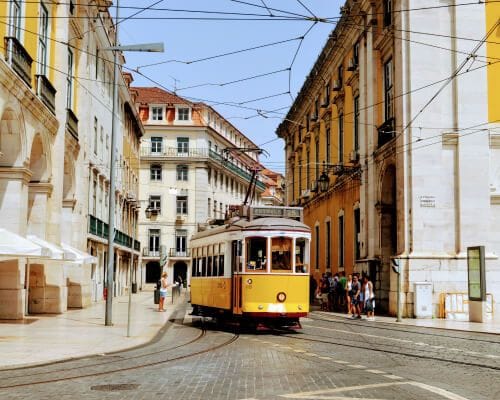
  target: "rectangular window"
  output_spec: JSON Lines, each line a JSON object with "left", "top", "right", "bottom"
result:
{"left": 324, "top": 83, "right": 330, "bottom": 106}
{"left": 151, "top": 137, "right": 162, "bottom": 154}
{"left": 92, "top": 178, "right": 97, "bottom": 216}
{"left": 151, "top": 106, "right": 163, "bottom": 121}
{"left": 338, "top": 114, "right": 344, "bottom": 163}
{"left": 177, "top": 107, "right": 190, "bottom": 121}
{"left": 384, "top": 59, "right": 394, "bottom": 121}
{"left": 100, "top": 126, "right": 104, "bottom": 157}
{"left": 298, "top": 157, "right": 302, "bottom": 194}
{"left": 354, "top": 96, "right": 360, "bottom": 151}
{"left": 9, "top": 0, "right": 22, "bottom": 39}
{"left": 306, "top": 150, "right": 310, "bottom": 189}
{"left": 149, "top": 229, "right": 160, "bottom": 253}
{"left": 353, "top": 41, "right": 360, "bottom": 67}
{"left": 176, "top": 195, "right": 188, "bottom": 215}
{"left": 175, "top": 230, "right": 187, "bottom": 256}
{"left": 176, "top": 165, "right": 188, "bottom": 181}
{"left": 315, "top": 225, "right": 320, "bottom": 270}
{"left": 326, "top": 221, "right": 331, "bottom": 269}
{"left": 149, "top": 195, "right": 161, "bottom": 213}
{"left": 354, "top": 208, "right": 361, "bottom": 260}
{"left": 67, "top": 48, "right": 74, "bottom": 109}
{"left": 38, "top": 3, "right": 49, "bottom": 75}
{"left": 177, "top": 137, "right": 189, "bottom": 155}
{"left": 315, "top": 140, "right": 320, "bottom": 182}
{"left": 326, "top": 126, "right": 331, "bottom": 164}
{"left": 338, "top": 215, "right": 344, "bottom": 268}
{"left": 150, "top": 164, "right": 162, "bottom": 181}
{"left": 93, "top": 117, "right": 98, "bottom": 155}
{"left": 338, "top": 64, "right": 343, "bottom": 88}
{"left": 383, "top": 0, "right": 393, "bottom": 27}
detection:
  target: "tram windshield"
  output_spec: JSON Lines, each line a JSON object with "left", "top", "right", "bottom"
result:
{"left": 271, "top": 237, "right": 292, "bottom": 272}
{"left": 245, "top": 237, "right": 267, "bottom": 272}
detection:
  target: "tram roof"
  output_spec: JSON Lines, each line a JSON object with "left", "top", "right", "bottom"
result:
{"left": 192, "top": 217, "right": 310, "bottom": 240}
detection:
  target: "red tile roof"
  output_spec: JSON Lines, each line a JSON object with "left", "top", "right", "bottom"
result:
{"left": 134, "top": 86, "right": 192, "bottom": 106}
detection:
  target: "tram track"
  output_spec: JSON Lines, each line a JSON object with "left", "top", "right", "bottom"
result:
{"left": 272, "top": 327, "right": 500, "bottom": 372}
{"left": 310, "top": 313, "right": 500, "bottom": 344}
{"left": 0, "top": 320, "right": 239, "bottom": 390}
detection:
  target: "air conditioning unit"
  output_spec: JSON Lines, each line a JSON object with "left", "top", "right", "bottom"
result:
{"left": 349, "top": 150, "right": 360, "bottom": 163}
{"left": 347, "top": 58, "right": 358, "bottom": 71}
{"left": 332, "top": 80, "right": 342, "bottom": 91}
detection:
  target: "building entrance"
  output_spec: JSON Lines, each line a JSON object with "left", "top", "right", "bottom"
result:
{"left": 145, "top": 261, "right": 161, "bottom": 284}
{"left": 173, "top": 261, "right": 187, "bottom": 286}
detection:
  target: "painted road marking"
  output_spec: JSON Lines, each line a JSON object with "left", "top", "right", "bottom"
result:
{"left": 280, "top": 381, "right": 471, "bottom": 400}
{"left": 366, "top": 369, "right": 386, "bottom": 374}
{"left": 293, "top": 349, "right": 306, "bottom": 353}
{"left": 349, "top": 364, "right": 366, "bottom": 369}
{"left": 319, "top": 356, "right": 332, "bottom": 360}
{"left": 383, "top": 374, "right": 403, "bottom": 380}
{"left": 332, "top": 360, "right": 349, "bottom": 364}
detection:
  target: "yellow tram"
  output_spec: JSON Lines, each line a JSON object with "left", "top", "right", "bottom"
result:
{"left": 190, "top": 206, "right": 311, "bottom": 328}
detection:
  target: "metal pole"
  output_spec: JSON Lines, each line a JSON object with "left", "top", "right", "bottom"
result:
{"left": 105, "top": 0, "right": 120, "bottom": 326}
{"left": 396, "top": 266, "right": 402, "bottom": 322}
{"left": 25, "top": 259, "right": 30, "bottom": 316}
{"left": 127, "top": 210, "right": 136, "bottom": 337}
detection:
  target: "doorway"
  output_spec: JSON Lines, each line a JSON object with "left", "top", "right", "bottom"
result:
{"left": 146, "top": 261, "right": 161, "bottom": 284}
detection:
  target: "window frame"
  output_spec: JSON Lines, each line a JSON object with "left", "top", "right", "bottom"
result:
{"left": 151, "top": 137, "right": 163, "bottom": 154}
{"left": 150, "top": 164, "right": 162, "bottom": 181}
{"left": 176, "top": 195, "right": 188, "bottom": 215}
{"left": 384, "top": 58, "right": 394, "bottom": 122}
{"left": 149, "top": 195, "right": 161, "bottom": 213}
{"left": 150, "top": 105, "right": 164, "bottom": 121}
{"left": 176, "top": 164, "right": 188, "bottom": 181}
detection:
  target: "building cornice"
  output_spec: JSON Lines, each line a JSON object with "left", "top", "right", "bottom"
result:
{"left": 0, "top": 167, "right": 32, "bottom": 184}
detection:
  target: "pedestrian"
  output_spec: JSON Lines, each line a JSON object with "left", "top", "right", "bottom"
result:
{"left": 158, "top": 271, "right": 170, "bottom": 312}
{"left": 363, "top": 276, "right": 375, "bottom": 321}
{"left": 346, "top": 274, "right": 353, "bottom": 316}
{"left": 358, "top": 273, "right": 365, "bottom": 315}
{"left": 350, "top": 275, "right": 361, "bottom": 319}
{"left": 319, "top": 275, "right": 329, "bottom": 311}
{"left": 338, "top": 272, "right": 347, "bottom": 311}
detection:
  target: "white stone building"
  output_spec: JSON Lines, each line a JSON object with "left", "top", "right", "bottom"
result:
{"left": 134, "top": 87, "right": 265, "bottom": 286}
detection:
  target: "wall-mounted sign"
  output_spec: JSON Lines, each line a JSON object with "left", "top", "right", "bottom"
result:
{"left": 419, "top": 195, "right": 436, "bottom": 208}
{"left": 467, "top": 246, "right": 485, "bottom": 301}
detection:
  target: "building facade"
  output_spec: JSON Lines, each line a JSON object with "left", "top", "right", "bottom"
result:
{"left": 278, "top": 0, "right": 500, "bottom": 318}
{"left": 0, "top": 1, "right": 142, "bottom": 319}
{"left": 135, "top": 87, "right": 265, "bottom": 287}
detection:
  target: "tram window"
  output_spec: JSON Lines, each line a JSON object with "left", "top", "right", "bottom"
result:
{"left": 207, "top": 256, "right": 213, "bottom": 276}
{"left": 219, "top": 255, "right": 224, "bottom": 276}
{"left": 246, "top": 237, "right": 267, "bottom": 271}
{"left": 202, "top": 257, "right": 207, "bottom": 276}
{"left": 192, "top": 258, "right": 197, "bottom": 277}
{"left": 295, "top": 238, "right": 310, "bottom": 273}
{"left": 271, "top": 237, "right": 292, "bottom": 272}
{"left": 213, "top": 254, "right": 218, "bottom": 276}
{"left": 198, "top": 258, "right": 202, "bottom": 275}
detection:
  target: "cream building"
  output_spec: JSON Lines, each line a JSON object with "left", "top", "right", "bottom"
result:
{"left": 134, "top": 87, "right": 264, "bottom": 286}
{"left": 278, "top": 0, "right": 500, "bottom": 318}
{"left": 0, "top": 1, "right": 142, "bottom": 319}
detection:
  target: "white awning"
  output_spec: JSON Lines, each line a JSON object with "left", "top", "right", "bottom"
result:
{"left": 27, "top": 235, "right": 70, "bottom": 260}
{"left": 61, "top": 243, "right": 97, "bottom": 264}
{"left": 0, "top": 228, "right": 51, "bottom": 258}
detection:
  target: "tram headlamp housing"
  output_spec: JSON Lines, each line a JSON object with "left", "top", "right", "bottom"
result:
{"left": 277, "top": 292, "right": 286, "bottom": 302}
{"left": 246, "top": 278, "right": 252, "bottom": 285}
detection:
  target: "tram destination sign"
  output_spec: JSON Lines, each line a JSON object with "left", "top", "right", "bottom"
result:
{"left": 250, "top": 206, "right": 303, "bottom": 221}
{"left": 467, "top": 246, "right": 486, "bottom": 301}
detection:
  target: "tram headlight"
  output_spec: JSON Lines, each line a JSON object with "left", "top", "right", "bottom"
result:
{"left": 277, "top": 292, "right": 286, "bottom": 302}
{"left": 246, "top": 278, "right": 252, "bottom": 285}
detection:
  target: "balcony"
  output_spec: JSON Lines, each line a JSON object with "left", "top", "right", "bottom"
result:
{"left": 209, "top": 149, "right": 266, "bottom": 191}
{"left": 88, "top": 215, "right": 140, "bottom": 251}
{"left": 377, "top": 118, "right": 396, "bottom": 148}
{"left": 66, "top": 108, "right": 79, "bottom": 141}
{"left": 140, "top": 145, "right": 208, "bottom": 159}
{"left": 4, "top": 36, "right": 33, "bottom": 87}
{"left": 35, "top": 74, "right": 56, "bottom": 114}
{"left": 143, "top": 248, "right": 160, "bottom": 257}
{"left": 169, "top": 248, "right": 191, "bottom": 258}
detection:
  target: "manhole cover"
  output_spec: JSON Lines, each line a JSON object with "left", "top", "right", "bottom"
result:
{"left": 91, "top": 384, "right": 140, "bottom": 392}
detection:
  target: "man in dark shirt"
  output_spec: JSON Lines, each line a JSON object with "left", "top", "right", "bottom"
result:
{"left": 350, "top": 275, "right": 361, "bottom": 319}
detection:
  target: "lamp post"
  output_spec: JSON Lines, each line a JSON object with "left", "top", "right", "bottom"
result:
{"left": 104, "top": 0, "right": 163, "bottom": 326}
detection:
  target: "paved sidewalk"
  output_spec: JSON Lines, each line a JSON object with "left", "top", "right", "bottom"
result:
{"left": 0, "top": 289, "right": 186, "bottom": 369}
{"left": 314, "top": 310, "right": 500, "bottom": 334}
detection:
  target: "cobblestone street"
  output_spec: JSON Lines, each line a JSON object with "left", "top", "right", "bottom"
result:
{"left": 1, "top": 305, "right": 499, "bottom": 400}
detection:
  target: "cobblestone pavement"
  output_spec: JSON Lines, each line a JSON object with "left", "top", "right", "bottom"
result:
{"left": 1, "top": 307, "right": 499, "bottom": 400}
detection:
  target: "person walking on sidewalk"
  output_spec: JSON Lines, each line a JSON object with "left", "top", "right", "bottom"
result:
{"left": 158, "top": 272, "right": 170, "bottom": 312}
{"left": 346, "top": 274, "right": 353, "bottom": 316}
{"left": 363, "top": 275, "right": 375, "bottom": 321}
{"left": 350, "top": 275, "right": 361, "bottom": 319}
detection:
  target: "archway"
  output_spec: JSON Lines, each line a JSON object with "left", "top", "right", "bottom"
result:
{"left": 146, "top": 261, "right": 161, "bottom": 284}
{"left": 377, "top": 164, "right": 397, "bottom": 314}
{"left": 173, "top": 261, "right": 187, "bottom": 286}
{"left": 0, "top": 108, "right": 22, "bottom": 167}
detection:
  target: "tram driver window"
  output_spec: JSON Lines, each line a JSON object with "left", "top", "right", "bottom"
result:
{"left": 271, "top": 237, "right": 292, "bottom": 272}
{"left": 246, "top": 237, "right": 267, "bottom": 271}
{"left": 295, "top": 238, "right": 310, "bottom": 273}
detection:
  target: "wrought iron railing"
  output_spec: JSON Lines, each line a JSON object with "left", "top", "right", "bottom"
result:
{"left": 4, "top": 36, "right": 33, "bottom": 87}
{"left": 143, "top": 248, "right": 160, "bottom": 257}
{"left": 169, "top": 248, "right": 191, "bottom": 257}
{"left": 88, "top": 215, "right": 140, "bottom": 251}
{"left": 377, "top": 118, "right": 396, "bottom": 148}
{"left": 140, "top": 145, "right": 209, "bottom": 158}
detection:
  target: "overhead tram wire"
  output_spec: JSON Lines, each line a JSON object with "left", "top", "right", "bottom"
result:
{"left": 114, "top": 0, "right": 165, "bottom": 27}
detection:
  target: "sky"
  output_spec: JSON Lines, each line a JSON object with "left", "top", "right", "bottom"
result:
{"left": 118, "top": 0, "right": 343, "bottom": 174}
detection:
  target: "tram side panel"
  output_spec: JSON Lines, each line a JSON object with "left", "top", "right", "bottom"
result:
{"left": 191, "top": 277, "right": 232, "bottom": 310}
{"left": 241, "top": 275, "right": 309, "bottom": 315}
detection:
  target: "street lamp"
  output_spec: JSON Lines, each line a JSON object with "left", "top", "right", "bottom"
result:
{"left": 318, "top": 171, "right": 330, "bottom": 193}
{"left": 104, "top": 0, "right": 164, "bottom": 327}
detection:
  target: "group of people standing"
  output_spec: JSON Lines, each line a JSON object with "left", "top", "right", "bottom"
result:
{"left": 311, "top": 272, "right": 375, "bottom": 321}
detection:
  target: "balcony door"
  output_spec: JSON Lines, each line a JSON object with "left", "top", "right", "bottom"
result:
{"left": 149, "top": 229, "right": 160, "bottom": 257}
{"left": 175, "top": 230, "right": 187, "bottom": 256}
